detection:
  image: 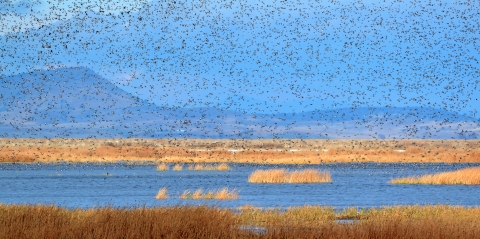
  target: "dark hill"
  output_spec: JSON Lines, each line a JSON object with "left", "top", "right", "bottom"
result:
{"left": 0, "top": 67, "right": 478, "bottom": 139}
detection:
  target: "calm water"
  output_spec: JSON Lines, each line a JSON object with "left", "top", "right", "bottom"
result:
{"left": 1, "top": 163, "right": 479, "bottom": 209}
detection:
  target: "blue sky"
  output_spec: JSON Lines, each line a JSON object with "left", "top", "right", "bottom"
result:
{"left": 1, "top": 0, "right": 479, "bottom": 116}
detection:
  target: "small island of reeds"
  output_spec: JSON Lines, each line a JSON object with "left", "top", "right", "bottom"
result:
{"left": 189, "top": 163, "right": 230, "bottom": 171}
{"left": 154, "top": 187, "right": 169, "bottom": 199}
{"left": 248, "top": 169, "right": 331, "bottom": 183}
{"left": 156, "top": 163, "right": 230, "bottom": 171}
{"left": 390, "top": 167, "right": 480, "bottom": 185}
{"left": 180, "top": 187, "right": 239, "bottom": 200}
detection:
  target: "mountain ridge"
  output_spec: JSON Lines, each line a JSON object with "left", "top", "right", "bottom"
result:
{"left": 0, "top": 67, "right": 478, "bottom": 139}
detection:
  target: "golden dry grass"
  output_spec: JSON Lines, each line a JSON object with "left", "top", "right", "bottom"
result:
{"left": 390, "top": 167, "right": 480, "bottom": 185}
{"left": 154, "top": 187, "right": 169, "bottom": 199}
{"left": 180, "top": 188, "right": 238, "bottom": 200}
{"left": 214, "top": 187, "right": 239, "bottom": 200}
{"left": 2, "top": 204, "right": 480, "bottom": 239}
{"left": 1, "top": 138, "right": 480, "bottom": 164}
{"left": 172, "top": 164, "right": 183, "bottom": 171}
{"left": 0, "top": 204, "right": 240, "bottom": 239}
{"left": 248, "top": 169, "right": 331, "bottom": 183}
{"left": 156, "top": 163, "right": 169, "bottom": 171}
{"left": 237, "top": 205, "right": 336, "bottom": 227}
{"left": 188, "top": 163, "right": 230, "bottom": 171}
{"left": 217, "top": 163, "right": 230, "bottom": 171}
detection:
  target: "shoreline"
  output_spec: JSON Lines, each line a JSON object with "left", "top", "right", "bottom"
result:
{"left": 1, "top": 138, "right": 480, "bottom": 163}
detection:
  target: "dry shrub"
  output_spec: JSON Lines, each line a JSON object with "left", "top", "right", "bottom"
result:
{"left": 391, "top": 167, "right": 480, "bottom": 185}
{"left": 154, "top": 187, "right": 169, "bottom": 199}
{"left": 248, "top": 169, "right": 331, "bottom": 183}
{"left": 156, "top": 163, "right": 169, "bottom": 171}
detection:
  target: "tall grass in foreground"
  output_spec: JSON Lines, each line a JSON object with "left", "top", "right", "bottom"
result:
{"left": 2, "top": 204, "right": 480, "bottom": 239}
{"left": 0, "top": 204, "right": 239, "bottom": 239}
{"left": 248, "top": 169, "right": 331, "bottom": 183}
{"left": 390, "top": 167, "right": 480, "bottom": 185}
{"left": 180, "top": 188, "right": 238, "bottom": 200}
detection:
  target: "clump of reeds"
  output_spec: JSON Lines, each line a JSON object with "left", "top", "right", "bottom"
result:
{"left": 215, "top": 187, "right": 238, "bottom": 200}
{"left": 248, "top": 169, "right": 331, "bottom": 183}
{"left": 172, "top": 164, "right": 182, "bottom": 171}
{"left": 390, "top": 167, "right": 480, "bottom": 185}
{"left": 194, "top": 164, "right": 208, "bottom": 170}
{"left": 217, "top": 163, "right": 230, "bottom": 171}
{"left": 154, "top": 187, "right": 169, "bottom": 199}
{"left": 156, "top": 163, "right": 169, "bottom": 171}
{"left": 181, "top": 188, "right": 238, "bottom": 200}
{"left": 187, "top": 163, "right": 230, "bottom": 171}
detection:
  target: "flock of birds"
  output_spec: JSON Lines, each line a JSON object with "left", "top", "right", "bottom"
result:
{"left": 0, "top": 0, "right": 479, "bottom": 140}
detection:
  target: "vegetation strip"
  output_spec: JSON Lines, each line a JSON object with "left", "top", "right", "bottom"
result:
{"left": 1, "top": 204, "right": 480, "bottom": 239}
{"left": 156, "top": 163, "right": 230, "bottom": 171}
{"left": 390, "top": 167, "right": 480, "bottom": 185}
{"left": 2, "top": 139, "right": 480, "bottom": 163}
{"left": 248, "top": 169, "right": 331, "bottom": 183}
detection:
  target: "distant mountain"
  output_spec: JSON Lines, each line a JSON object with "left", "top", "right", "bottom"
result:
{"left": 0, "top": 67, "right": 478, "bottom": 139}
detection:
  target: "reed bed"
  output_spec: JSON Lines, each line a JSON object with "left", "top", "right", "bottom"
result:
{"left": 2, "top": 139, "right": 480, "bottom": 163}
{"left": 217, "top": 163, "right": 230, "bottom": 171}
{"left": 390, "top": 167, "right": 480, "bottom": 185}
{"left": 180, "top": 188, "right": 238, "bottom": 200}
{"left": 172, "top": 164, "right": 183, "bottom": 171}
{"left": 187, "top": 163, "right": 230, "bottom": 171}
{"left": 0, "top": 204, "right": 240, "bottom": 239}
{"left": 154, "top": 187, "right": 169, "bottom": 200}
{"left": 156, "top": 163, "right": 169, "bottom": 171}
{"left": 2, "top": 204, "right": 480, "bottom": 239}
{"left": 248, "top": 169, "right": 331, "bottom": 183}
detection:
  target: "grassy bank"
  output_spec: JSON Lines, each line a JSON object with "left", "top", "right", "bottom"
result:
{"left": 1, "top": 138, "right": 480, "bottom": 164}
{"left": 391, "top": 167, "right": 480, "bottom": 185}
{"left": 1, "top": 204, "right": 479, "bottom": 239}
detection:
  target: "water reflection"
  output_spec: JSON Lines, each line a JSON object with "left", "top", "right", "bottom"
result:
{"left": 1, "top": 163, "right": 479, "bottom": 209}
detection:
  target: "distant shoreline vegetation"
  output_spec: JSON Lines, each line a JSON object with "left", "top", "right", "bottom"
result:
{"left": 1, "top": 139, "right": 480, "bottom": 164}
{"left": 391, "top": 167, "right": 480, "bottom": 185}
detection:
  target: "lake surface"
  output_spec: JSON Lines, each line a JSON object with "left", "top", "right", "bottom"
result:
{"left": 1, "top": 163, "right": 479, "bottom": 209}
